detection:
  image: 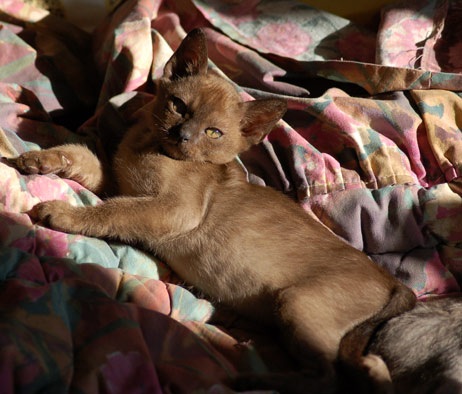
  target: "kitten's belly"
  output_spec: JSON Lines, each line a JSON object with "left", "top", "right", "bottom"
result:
{"left": 158, "top": 247, "right": 268, "bottom": 308}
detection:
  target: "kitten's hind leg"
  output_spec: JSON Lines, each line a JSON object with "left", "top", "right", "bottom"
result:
{"left": 231, "top": 286, "right": 343, "bottom": 394}
{"left": 11, "top": 144, "right": 108, "bottom": 194}
{"left": 273, "top": 283, "right": 393, "bottom": 394}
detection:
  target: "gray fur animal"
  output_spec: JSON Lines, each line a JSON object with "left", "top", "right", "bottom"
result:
{"left": 369, "top": 295, "right": 462, "bottom": 394}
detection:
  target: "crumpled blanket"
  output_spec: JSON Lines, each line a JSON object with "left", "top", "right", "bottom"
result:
{"left": 1, "top": 0, "right": 462, "bottom": 392}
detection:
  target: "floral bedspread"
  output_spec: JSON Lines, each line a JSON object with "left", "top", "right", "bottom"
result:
{"left": 1, "top": 0, "right": 462, "bottom": 392}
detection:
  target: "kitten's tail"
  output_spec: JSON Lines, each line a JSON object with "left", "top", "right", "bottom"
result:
{"left": 337, "top": 282, "right": 416, "bottom": 393}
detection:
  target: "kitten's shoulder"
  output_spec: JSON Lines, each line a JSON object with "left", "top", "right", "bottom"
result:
{"left": 219, "top": 160, "right": 248, "bottom": 185}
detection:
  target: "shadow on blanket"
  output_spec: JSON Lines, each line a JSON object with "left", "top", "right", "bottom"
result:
{"left": 1, "top": 0, "right": 462, "bottom": 393}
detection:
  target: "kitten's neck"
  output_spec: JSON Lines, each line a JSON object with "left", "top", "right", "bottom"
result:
{"left": 121, "top": 117, "right": 163, "bottom": 155}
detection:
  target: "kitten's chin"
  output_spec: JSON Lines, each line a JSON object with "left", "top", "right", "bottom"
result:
{"left": 159, "top": 144, "right": 181, "bottom": 160}
{"left": 160, "top": 143, "right": 197, "bottom": 162}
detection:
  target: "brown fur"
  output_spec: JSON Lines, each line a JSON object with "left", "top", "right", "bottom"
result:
{"left": 11, "top": 29, "right": 416, "bottom": 393}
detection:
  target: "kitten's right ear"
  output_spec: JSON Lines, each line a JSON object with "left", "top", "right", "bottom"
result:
{"left": 163, "top": 28, "right": 208, "bottom": 80}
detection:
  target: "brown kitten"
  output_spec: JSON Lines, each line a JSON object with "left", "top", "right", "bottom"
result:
{"left": 12, "top": 29, "right": 416, "bottom": 393}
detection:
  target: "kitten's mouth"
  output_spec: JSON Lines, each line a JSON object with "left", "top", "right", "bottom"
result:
{"left": 160, "top": 142, "right": 208, "bottom": 163}
{"left": 158, "top": 144, "right": 175, "bottom": 159}
{"left": 159, "top": 142, "right": 186, "bottom": 161}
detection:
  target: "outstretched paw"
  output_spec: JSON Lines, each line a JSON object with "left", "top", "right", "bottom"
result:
{"left": 28, "top": 200, "right": 79, "bottom": 233}
{"left": 11, "top": 150, "right": 71, "bottom": 175}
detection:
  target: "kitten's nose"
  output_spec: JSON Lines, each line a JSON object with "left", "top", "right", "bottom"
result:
{"left": 179, "top": 128, "right": 192, "bottom": 143}
{"left": 168, "top": 125, "right": 191, "bottom": 143}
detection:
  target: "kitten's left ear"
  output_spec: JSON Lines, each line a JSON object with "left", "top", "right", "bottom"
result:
{"left": 163, "top": 28, "right": 208, "bottom": 80}
{"left": 240, "top": 99, "right": 287, "bottom": 147}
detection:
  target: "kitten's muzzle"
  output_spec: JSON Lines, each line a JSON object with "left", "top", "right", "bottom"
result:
{"left": 167, "top": 124, "right": 191, "bottom": 143}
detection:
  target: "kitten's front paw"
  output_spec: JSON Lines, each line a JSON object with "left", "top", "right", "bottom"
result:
{"left": 11, "top": 150, "right": 71, "bottom": 175}
{"left": 28, "top": 201, "right": 78, "bottom": 233}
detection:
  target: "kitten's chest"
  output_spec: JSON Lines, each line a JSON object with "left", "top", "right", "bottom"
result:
{"left": 114, "top": 150, "right": 181, "bottom": 196}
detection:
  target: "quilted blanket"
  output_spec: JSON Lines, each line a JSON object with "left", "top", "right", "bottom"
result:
{"left": 1, "top": 0, "right": 462, "bottom": 392}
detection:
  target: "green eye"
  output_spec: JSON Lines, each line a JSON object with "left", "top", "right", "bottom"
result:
{"left": 205, "top": 128, "right": 223, "bottom": 139}
{"left": 171, "top": 96, "right": 187, "bottom": 116}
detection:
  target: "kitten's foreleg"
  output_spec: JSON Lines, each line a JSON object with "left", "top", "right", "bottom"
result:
{"left": 28, "top": 196, "right": 202, "bottom": 246}
{"left": 12, "top": 144, "right": 107, "bottom": 194}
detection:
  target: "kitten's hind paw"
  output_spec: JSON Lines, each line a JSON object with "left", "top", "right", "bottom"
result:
{"left": 360, "top": 354, "right": 393, "bottom": 394}
{"left": 229, "top": 371, "right": 336, "bottom": 394}
{"left": 11, "top": 150, "right": 71, "bottom": 175}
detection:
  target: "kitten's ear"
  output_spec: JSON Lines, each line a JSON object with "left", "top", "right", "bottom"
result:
{"left": 163, "top": 28, "right": 208, "bottom": 80}
{"left": 240, "top": 99, "right": 287, "bottom": 146}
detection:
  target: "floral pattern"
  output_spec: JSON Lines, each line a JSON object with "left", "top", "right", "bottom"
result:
{"left": 0, "top": 0, "right": 462, "bottom": 392}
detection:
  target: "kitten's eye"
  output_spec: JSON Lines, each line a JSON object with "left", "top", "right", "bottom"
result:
{"left": 205, "top": 128, "right": 223, "bottom": 139}
{"left": 171, "top": 96, "right": 187, "bottom": 116}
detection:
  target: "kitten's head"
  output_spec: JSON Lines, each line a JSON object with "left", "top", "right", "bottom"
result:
{"left": 151, "top": 28, "right": 287, "bottom": 164}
